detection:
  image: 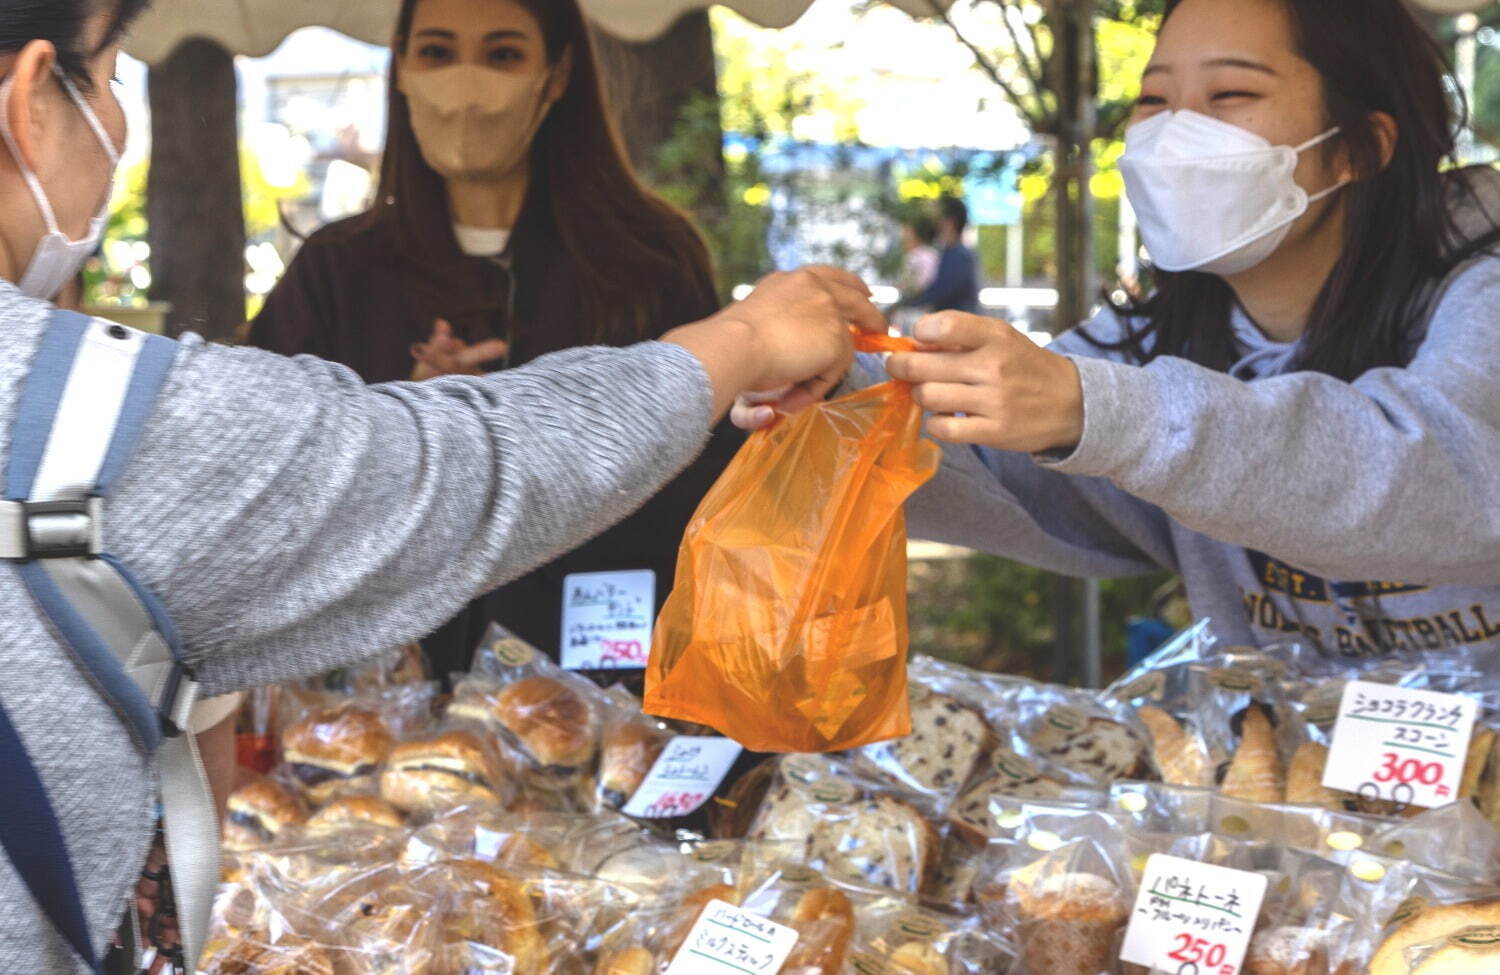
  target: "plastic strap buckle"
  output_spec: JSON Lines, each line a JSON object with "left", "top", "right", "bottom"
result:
{"left": 17, "top": 498, "right": 100, "bottom": 561}
{"left": 156, "top": 661, "right": 197, "bottom": 739}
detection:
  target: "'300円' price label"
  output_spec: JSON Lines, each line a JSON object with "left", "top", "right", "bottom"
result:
{"left": 1321, "top": 681, "right": 1479, "bottom": 811}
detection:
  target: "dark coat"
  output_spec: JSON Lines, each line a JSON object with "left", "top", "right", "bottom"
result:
{"left": 246, "top": 196, "right": 742, "bottom": 679}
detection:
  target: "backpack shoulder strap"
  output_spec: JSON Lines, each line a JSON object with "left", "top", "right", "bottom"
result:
{"left": 0, "top": 310, "right": 217, "bottom": 973}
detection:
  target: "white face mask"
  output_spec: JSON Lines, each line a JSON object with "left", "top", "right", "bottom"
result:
{"left": 1119, "top": 109, "right": 1347, "bottom": 276}
{"left": 0, "top": 67, "right": 120, "bottom": 300}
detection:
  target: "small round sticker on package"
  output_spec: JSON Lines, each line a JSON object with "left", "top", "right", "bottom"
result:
{"left": 491, "top": 638, "right": 535, "bottom": 668}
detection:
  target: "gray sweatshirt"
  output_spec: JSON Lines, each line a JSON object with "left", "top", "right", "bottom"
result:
{"left": 0, "top": 285, "right": 713, "bottom": 971}
{"left": 900, "top": 174, "right": 1500, "bottom": 661}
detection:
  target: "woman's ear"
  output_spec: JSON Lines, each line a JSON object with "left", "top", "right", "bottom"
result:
{"left": 4, "top": 40, "right": 58, "bottom": 173}
{"left": 1370, "top": 111, "right": 1398, "bottom": 173}
{"left": 546, "top": 45, "right": 573, "bottom": 104}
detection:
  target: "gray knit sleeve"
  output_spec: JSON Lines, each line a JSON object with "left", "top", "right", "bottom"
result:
{"left": 106, "top": 339, "right": 715, "bottom": 694}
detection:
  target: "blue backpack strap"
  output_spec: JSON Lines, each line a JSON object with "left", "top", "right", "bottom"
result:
{"left": 1, "top": 310, "right": 184, "bottom": 973}
{"left": 0, "top": 701, "right": 102, "bottom": 974}
{"left": 0, "top": 701, "right": 103, "bottom": 973}
{"left": 3, "top": 310, "right": 182, "bottom": 750}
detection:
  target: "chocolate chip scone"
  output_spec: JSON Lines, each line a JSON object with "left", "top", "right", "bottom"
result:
{"left": 1029, "top": 707, "right": 1146, "bottom": 785}
{"left": 806, "top": 795, "right": 936, "bottom": 894}
{"left": 863, "top": 692, "right": 991, "bottom": 794}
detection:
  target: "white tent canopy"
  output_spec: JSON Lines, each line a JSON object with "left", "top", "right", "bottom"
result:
{"left": 124, "top": 0, "right": 957, "bottom": 64}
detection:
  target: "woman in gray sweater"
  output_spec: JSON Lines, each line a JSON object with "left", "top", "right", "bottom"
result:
{"left": 742, "top": 0, "right": 1500, "bottom": 658}
{"left": 0, "top": 1, "right": 885, "bottom": 970}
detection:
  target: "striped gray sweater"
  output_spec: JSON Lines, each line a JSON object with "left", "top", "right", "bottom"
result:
{"left": 0, "top": 283, "right": 714, "bottom": 972}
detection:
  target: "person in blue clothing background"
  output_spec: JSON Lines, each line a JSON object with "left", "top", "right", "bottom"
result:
{"left": 895, "top": 196, "right": 980, "bottom": 315}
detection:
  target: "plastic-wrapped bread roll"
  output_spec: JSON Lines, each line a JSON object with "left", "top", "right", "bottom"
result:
{"left": 1244, "top": 926, "right": 1328, "bottom": 975}
{"left": 593, "top": 947, "right": 655, "bottom": 975}
{"left": 304, "top": 795, "right": 404, "bottom": 835}
{"left": 783, "top": 888, "right": 855, "bottom": 974}
{"left": 1012, "top": 872, "right": 1129, "bottom": 975}
{"left": 1138, "top": 705, "right": 1207, "bottom": 787}
{"left": 596, "top": 720, "right": 668, "bottom": 810}
{"left": 379, "top": 730, "right": 507, "bottom": 814}
{"left": 1367, "top": 900, "right": 1500, "bottom": 975}
{"left": 1285, "top": 743, "right": 1342, "bottom": 809}
{"left": 1409, "top": 925, "right": 1500, "bottom": 973}
{"left": 889, "top": 940, "right": 947, "bottom": 975}
{"left": 1459, "top": 727, "right": 1495, "bottom": 800}
{"left": 223, "top": 780, "right": 305, "bottom": 851}
{"left": 1221, "top": 707, "right": 1284, "bottom": 803}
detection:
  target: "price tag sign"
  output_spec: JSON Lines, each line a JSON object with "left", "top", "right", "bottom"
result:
{"left": 622, "top": 736, "right": 743, "bottom": 819}
{"left": 1322, "top": 681, "right": 1479, "bottom": 810}
{"left": 560, "top": 569, "right": 655, "bottom": 670}
{"left": 1121, "top": 854, "right": 1267, "bottom": 975}
{"left": 663, "top": 899, "right": 799, "bottom": 975}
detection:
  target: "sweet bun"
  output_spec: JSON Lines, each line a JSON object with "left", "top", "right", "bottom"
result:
{"left": 1139, "top": 706, "right": 1208, "bottom": 787}
{"left": 224, "top": 780, "right": 305, "bottom": 851}
{"left": 889, "top": 940, "right": 947, "bottom": 975}
{"left": 1285, "top": 743, "right": 1340, "bottom": 808}
{"left": 304, "top": 795, "right": 404, "bottom": 834}
{"left": 497, "top": 676, "right": 598, "bottom": 784}
{"left": 594, "top": 948, "right": 655, "bottom": 975}
{"left": 448, "top": 675, "right": 599, "bottom": 791}
{"left": 379, "top": 730, "right": 505, "bottom": 814}
{"left": 785, "top": 887, "right": 854, "bottom": 974}
{"left": 597, "top": 721, "right": 667, "bottom": 810}
{"left": 205, "top": 934, "right": 335, "bottom": 975}
{"left": 1220, "top": 706, "right": 1285, "bottom": 803}
{"left": 1368, "top": 900, "right": 1500, "bottom": 975}
{"left": 422, "top": 860, "right": 550, "bottom": 974}
{"left": 282, "top": 707, "right": 394, "bottom": 805}
{"left": 1410, "top": 926, "right": 1500, "bottom": 973}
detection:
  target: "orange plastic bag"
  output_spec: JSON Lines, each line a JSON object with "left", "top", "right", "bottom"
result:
{"left": 645, "top": 330, "right": 941, "bottom": 753}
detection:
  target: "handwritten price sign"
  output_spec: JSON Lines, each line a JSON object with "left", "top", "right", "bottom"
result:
{"left": 622, "top": 736, "right": 743, "bottom": 819}
{"left": 1121, "top": 854, "right": 1267, "bottom": 975}
{"left": 560, "top": 569, "right": 655, "bottom": 671}
{"left": 664, "top": 900, "right": 799, "bottom": 975}
{"left": 1322, "top": 681, "right": 1479, "bottom": 810}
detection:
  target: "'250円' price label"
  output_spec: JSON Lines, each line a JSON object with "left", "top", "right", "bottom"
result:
{"left": 1322, "top": 681, "right": 1479, "bottom": 811}
{"left": 1120, "top": 854, "right": 1268, "bottom": 975}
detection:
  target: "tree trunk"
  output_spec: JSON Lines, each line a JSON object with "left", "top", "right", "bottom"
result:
{"left": 147, "top": 39, "right": 245, "bottom": 342}
{"left": 1046, "top": 0, "right": 1099, "bottom": 681}
{"left": 1047, "top": 0, "right": 1098, "bottom": 335}
{"left": 589, "top": 11, "right": 724, "bottom": 191}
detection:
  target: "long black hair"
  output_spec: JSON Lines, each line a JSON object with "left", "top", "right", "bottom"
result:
{"left": 1093, "top": 0, "right": 1499, "bottom": 381}
{"left": 359, "top": 0, "right": 716, "bottom": 344}
{"left": 0, "top": 0, "right": 149, "bottom": 89}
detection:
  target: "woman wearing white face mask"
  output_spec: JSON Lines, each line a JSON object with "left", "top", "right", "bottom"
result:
{"left": 742, "top": 0, "right": 1500, "bottom": 659}
{"left": 0, "top": 2, "right": 884, "bottom": 972}
{"left": 248, "top": 0, "right": 744, "bottom": 682}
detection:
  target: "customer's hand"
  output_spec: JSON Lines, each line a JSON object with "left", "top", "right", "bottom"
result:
{"left": 410, "top": 319, "right": 510, "bottom": 381}
{"left": 886, "top": 311, "right": 1084, "bottom": 454}
{"left": 665, "top": 266, "right": 886, "bottom": 421}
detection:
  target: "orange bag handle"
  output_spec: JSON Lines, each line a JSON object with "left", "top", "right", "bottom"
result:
{"left": 851, "top": 327, "right": 916, "bottom": 355}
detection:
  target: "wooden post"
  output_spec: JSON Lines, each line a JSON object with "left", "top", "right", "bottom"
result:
{"left": 146, "top": 38, "right": 246, "bottom": 342}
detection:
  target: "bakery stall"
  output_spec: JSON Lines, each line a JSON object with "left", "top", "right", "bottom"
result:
{"left": 209, "top": 620, "right": 1500, "bottom": 975}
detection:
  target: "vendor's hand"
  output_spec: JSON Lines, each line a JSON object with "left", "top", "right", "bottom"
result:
{"left": 730, "top": 385, "right": 793, "bottom": 431}
{"left": 410, "top": 319, "right": 510, "bottom": 381}
{"left": 666, "top": 266, "right": 886, "bottom": 421}
{"left": 886, "top": 312, "right": 1085, "bottom": 454}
